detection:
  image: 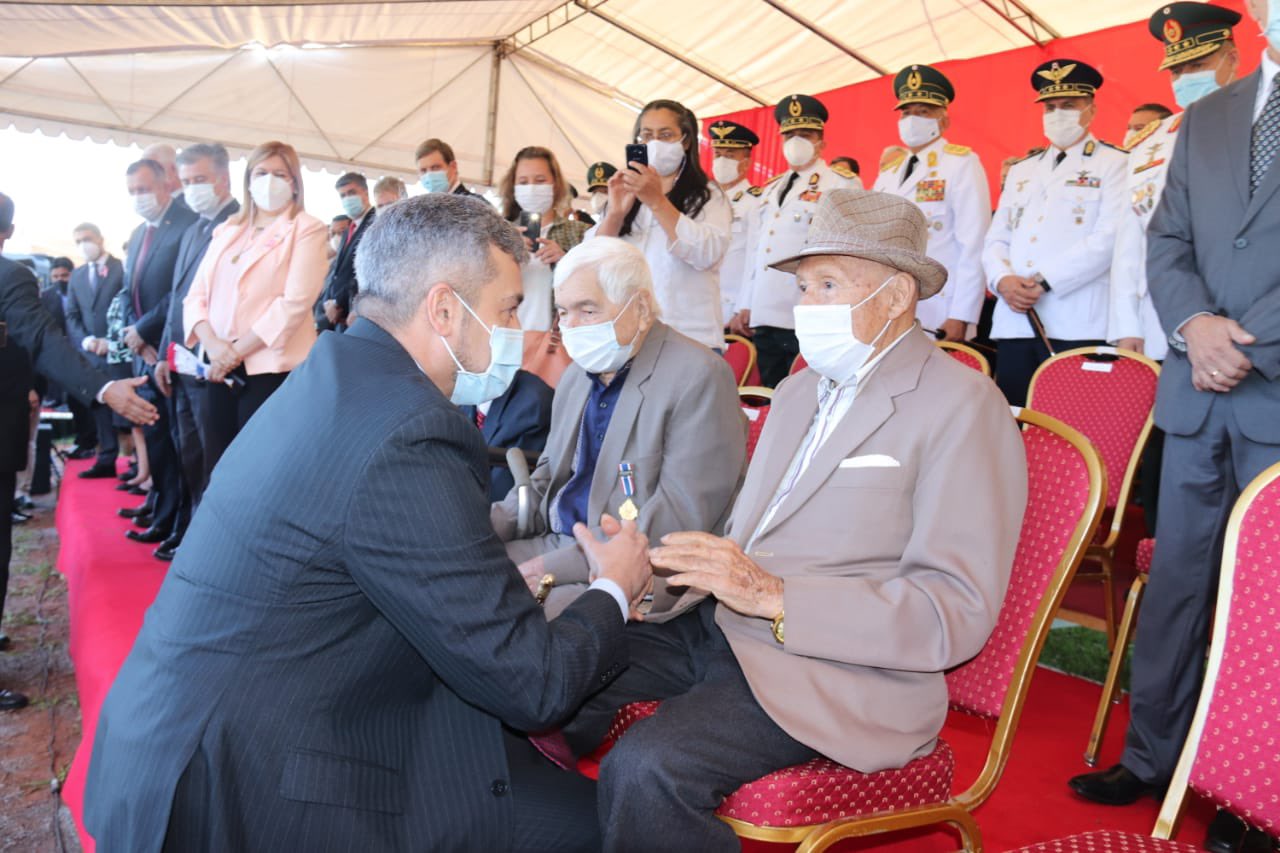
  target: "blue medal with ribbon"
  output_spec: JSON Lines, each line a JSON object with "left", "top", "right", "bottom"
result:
{"left": 618, "top": 462, "right": 638, "bottom": 521}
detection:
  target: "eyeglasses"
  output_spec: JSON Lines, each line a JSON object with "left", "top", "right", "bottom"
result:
{"left": 635, "top": 130, "right": 684, "bottom": 144}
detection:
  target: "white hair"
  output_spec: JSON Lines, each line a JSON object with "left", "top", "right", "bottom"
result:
{"left": 553, "top": 236, "right": 661, "bottom": 317}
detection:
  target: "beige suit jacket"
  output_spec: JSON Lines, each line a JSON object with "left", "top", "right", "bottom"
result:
{"left": 719, "top": 329, "right": 1026, "bottom": 772}
{"left": 493, "top": 321, "right": 748, "bottom": 619}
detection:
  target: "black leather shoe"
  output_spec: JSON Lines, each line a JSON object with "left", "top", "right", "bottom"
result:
{"left": 11, "top": 511, "right": 29, "bottom": 525}
{"left": 0, "top": 634, "right": 11, "bottom": 651}
{"left": 68, "top": 446, "right": 97, "bottom": 460}
{"left": 114, "top": 481, "right": 133, "bottom": 491}
{"left": 127, "top": 485, "right": 148, "bottom": 496}
{"left": 132, "top": 514, "right": 155, "bottom": 529}
{"left": 79, "top": 463, "right": 117, "bottom": 479}
{"left": 126, "top": 525, "right": 169, "bottom": 544}
{"left": 158, "top": 533, "right": 183, "bottom": 551}
{"left": 13, "top": 496, "right": 35, "bottom": 512}
{"left": 1239, "top": 827, "right": 1278, "bottom": 853}
{"left": 1068, "top": 764, "right": 1163, "bottom": 806}
{"left": 1205, "top": 810, "right": 1247, "bottom": 853}
{"left": 117, "top": 505, "right": 149, "bottom": 519}
{"left": 117, "top": 467, "right": 136, "bottom": 481}
{"left": 0, "top": 689, "right": 28, "bottom": 711}
{"left": 154, "top": 543, "right": 177, "bottom": 561}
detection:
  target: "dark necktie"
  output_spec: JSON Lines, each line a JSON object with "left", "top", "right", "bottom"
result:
{"left": 1053, "top": 150, "right": 1067, "bottom": 169}
{"left": 777, "top": 171, "right": 800, "bottom": 205}
{"left": 900, "top": 155, "right": 919, "bottom": 185}
{"left": 1250, "top": 72, "right": 1280, "bottom": 195}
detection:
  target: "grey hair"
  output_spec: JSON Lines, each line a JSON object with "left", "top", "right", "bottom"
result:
{"left": 373, "top": 176, "right": 407, "bottom": 199}
{"left": 72, "top": 222, "right": 102, "bottom": 238}
{"left": 552, "top": 236, "right": 662, "bottom": 318}
{"left": 176, "top": 143, "right": 230, "bottom": 174}
{"left": 354, "top": 194, "right": 528, "bottom": 328}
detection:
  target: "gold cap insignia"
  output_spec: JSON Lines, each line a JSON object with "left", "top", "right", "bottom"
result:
{"left": 594, "top": 166, "right": 604, "bottom": 180}
{"left": 1163, "top": 18, "right": 1182, "bottom": 43}
{"left": 1037, "top": 61, "right": 1077, "bottom": 85}
{"left": 907, "top": 69, "right": 922, "bottom": 90}
{"left": 711, "top": 124, "right": 733, "bottom": 139}
{"left": 789, "top": 98, "right": 803, "bottom": 117}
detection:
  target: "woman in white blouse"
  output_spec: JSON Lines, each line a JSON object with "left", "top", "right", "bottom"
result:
{"left": 592, "top": 99, "right": 731, "bottom": 349}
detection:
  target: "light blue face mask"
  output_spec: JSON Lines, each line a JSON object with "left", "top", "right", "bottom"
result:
{"left": 1173, "top": 69, "right": 1222, "bottom": 108}
{"left": 442, "top": 291, "right": 523, "bottom": 406}
{"left": 1268, "top": 0, "right": 1280, "bottom": 53}
{"left": 340, "top": 194, "right": 366, "bottom": 219}
{"left": 420, "top": 171, "right": 450, "bottom": 194}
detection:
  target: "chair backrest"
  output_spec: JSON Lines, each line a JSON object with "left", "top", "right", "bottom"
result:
{"left": 738, "top": 386, "right": 772, "bottom": 462}
{"left": 1154, "top": 460, "right": 1280, "bottom": 842}
{"left": 936, "top": 341, "right": 992, "bottom": 377}
{"left": 1025, "top": 347, "right": 1159, "bottom": 524}
{"left": 723, "top": 334, "right": 758, "bottom": 386}
{"left": 944, "top": 407, "right": 1106, "bottom": 809}
{"left": 789, "top": 353, "right": 807, "bottom": 376}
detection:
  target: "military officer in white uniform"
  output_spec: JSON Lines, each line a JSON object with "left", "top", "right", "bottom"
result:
{"left": 874, "top": 64, "right": 991, "bottom": 341}
{"left": 1110, "top": 3, "right": 1242, "bottom": 362}
{"left": 983, "top": 59, "right": 1128, "bottom": 404}
{"left": 731, "top": 94, "right": 858, "bottom": 386}
{"left": 708, "top": 120, "right": 765, "bottom": 328}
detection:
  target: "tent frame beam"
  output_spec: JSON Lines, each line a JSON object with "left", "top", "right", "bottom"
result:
{"left": 759, "top": 0, "right": 888, "bottom": 77}
{"left": 482, "top": 43, "right": 502, "bottom": 186}
{"left": 977, "top": 0, "right": 1061, "bottom": 45}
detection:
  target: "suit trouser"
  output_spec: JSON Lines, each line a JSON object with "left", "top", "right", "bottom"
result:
{"left": 199, "top": 372, "right": 287, "bottom": 487}
{"left": 752, "top": 325, "right": 799, "bottom": 389}
{"left": 167, "top": 374, "right": 205, "bottom": 531}
{"left": 67, "top": 395, "right": 97, "bottom": 449}
{"left": 1, "top": 471, "right": 13, "bottom": 622}
{"left": 1121, "top": 395, "right": 1280, "bottom": 784}
{"left": 994, "top": 336, "right": 1105, "bottom": 407}
{"left": 563, "top": 602, "right": 818, "bottom": 853}
{"left": 143, "top": 394, "right": 182, "bottom": 535}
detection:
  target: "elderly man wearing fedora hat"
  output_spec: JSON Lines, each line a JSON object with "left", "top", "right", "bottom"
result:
{"left": 561, "top": 189, "right": 1028, "bottom": 851}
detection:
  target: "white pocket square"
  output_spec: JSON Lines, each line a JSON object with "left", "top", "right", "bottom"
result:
{"left": 839, "top": 454, "right": 901, "bottom": 469}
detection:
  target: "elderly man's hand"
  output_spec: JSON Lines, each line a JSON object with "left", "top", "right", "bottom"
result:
{"left": 103, "top": 377, "right": 159, "bottom": 425}
{"left": 573, "top": 514, "right": 651, "bottom": 605}
{"left": 649, "top": 532, "right": 783, "bottom": 620}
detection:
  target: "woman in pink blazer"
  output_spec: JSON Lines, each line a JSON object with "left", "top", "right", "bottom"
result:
{"left": 184, "top": 140, "right": 327, "bottom": 477}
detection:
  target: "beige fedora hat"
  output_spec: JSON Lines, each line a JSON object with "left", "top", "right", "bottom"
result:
{"left": 770, "top": 188, "right": 947, "bottom": 299}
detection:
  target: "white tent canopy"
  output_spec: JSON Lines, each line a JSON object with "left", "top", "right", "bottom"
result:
{"left": 0, "top": 0, "right": 1155, "bottom": 184}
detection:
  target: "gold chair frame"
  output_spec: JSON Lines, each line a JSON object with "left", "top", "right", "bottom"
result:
{"left": 936, "top": 340, "right": 993, "bottom": 377}
{"left": 720, "top": 408, "right": 1107, "bottom": 853}
{"left": 737, "top": 385, "right": 773, "bottom": 405}
{"left": 723, "top": 333, "right": 758, "bottom": 387}
{"left": 1026, "top": 346, "right": 1160, "bottom": 648}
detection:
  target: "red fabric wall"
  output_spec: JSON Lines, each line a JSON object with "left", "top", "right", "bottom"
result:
{"left": 699, "top": 2, "right": 1262, "bottom": 200}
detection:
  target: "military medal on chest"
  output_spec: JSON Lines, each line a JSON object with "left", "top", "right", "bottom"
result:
{"left": 618, "top": 461, "right": 639, "bottom": 521}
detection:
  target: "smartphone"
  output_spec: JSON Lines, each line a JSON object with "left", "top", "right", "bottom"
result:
{"left": 518, "top": 211, "right": 542, "bottom": 245}
{"left": 625, "top": 143, "right": 648, "bottom": 171}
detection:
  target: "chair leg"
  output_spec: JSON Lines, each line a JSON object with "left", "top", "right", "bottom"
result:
{"left": 797, "top": 803, "right": 981, "bottom": 853}
{"left": 1101, "top": 551, "right": 1117, "bottom": 650}
{"left": 1084, "top": 573, "right": 1147, "bottom": 766}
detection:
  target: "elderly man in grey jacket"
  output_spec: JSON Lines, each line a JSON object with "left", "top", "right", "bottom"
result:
{"left": 492, "top": 237, "right": 747, "bottom": 618}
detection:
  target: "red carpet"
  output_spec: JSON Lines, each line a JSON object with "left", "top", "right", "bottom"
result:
{"left": 54, "top": 462, "right": 1214, "bottom": 852}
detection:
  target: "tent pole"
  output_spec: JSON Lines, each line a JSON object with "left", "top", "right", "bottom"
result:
{"left": 263, "top": 55, "right": 343, "bottom": 160}
{"left": 759, "top": 0, "right": 888, "bottom": 76}
{"left": 63, "top": 58, "right": 128, "bottom": 127}
{"left": 483, "top": 44, "right": 502, "bottom": 187}
{"left": 976, "top": 0, "right": 1061, "bottom": 45}
{"left": 507, "top": 59, "right": 593, "bottom": 170}
{"left": 136, "top": 52, "right": 241, "bottom": 131}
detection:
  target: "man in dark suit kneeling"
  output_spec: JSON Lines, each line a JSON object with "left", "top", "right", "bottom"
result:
{"left": 85, "top": 194, "right": 652, "bottom": 852}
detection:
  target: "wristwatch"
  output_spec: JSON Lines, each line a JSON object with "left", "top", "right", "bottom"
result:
{"left": 770, "top": 610, "right": 785, "bottom": 645}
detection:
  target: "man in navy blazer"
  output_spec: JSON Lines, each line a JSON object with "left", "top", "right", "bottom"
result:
{"left": 120, "top": 158, "right": 197, "bottom": 546}
{"left": 316, "top": 172, "right": 375, "bottom": 332}
{"left": 85, "top": 193, "right": 651, "bottom": 852}
{"left": 460, "top": 368, "right": 554, "bottom": 500}
{"left": 66, "top": 225, "right": 126, "bottom": 474}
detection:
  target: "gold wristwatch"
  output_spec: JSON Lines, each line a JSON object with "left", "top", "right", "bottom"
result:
{"left": 770, "top": 610, "right": 785, "bottom": 645}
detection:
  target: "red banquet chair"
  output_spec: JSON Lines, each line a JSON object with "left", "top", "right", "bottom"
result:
{"left": 1026, "top": 346, "right": 1160, "bottom": 647}
{"left": 936, "top": 340, "right": 992, "bottom": 376}
{"left": 723, "top": 334, "right": 760, "bottom": 387}
{"left": 737, "top": 386, "right": 772, "bottom": 462}
{"left": 789, "top": 353, "right": 807, "bottom": 376}
{"left": 599, "top": 408, "right": 1106, "bottom": 852}
{"left": 1085, "top": 537, "right": 1155, "bottom": 765}
{"left": 1012, "top": 461, "right": 1280, "bottom": 853}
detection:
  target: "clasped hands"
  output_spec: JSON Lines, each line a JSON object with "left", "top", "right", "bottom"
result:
{"left": 995, "top": 275, "right": 1044, "bottom": 314}
{"left": 203, "top": 336, "right": 244, "bottom": 383}
{"left": 1182, "top": 314, "right": 1256, "bottom": 393}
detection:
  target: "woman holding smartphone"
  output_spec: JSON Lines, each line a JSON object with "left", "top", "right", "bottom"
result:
{"left": 592, "top": 99, "right": 731, "bottom": 350}
{"left": 183, "top": 140, "right": 327, "bottom": 479}
{"left": 498, "top": 146, "right": 588, "bottom": 332}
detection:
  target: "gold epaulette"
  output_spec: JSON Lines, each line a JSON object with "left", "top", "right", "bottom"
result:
{"left": 764, "top": 172, "right": 787, "bottom": 185}
{"left": 879, "top": 153, "right": 906, "bottom": 174}
{"left": 830, "top": 161, "right": 857, "bottom": 179}
{"left": 746, "top": 185, "right": 765, "bottom": 196}
{"left": 1169, "top": 114, "right": 1184, "bottom": 133}
{"left": 943, "top": 143, "right": 972, "bottom": 156}
{"left": 1124, "top": 119, "right": 1162, "bottom": 152}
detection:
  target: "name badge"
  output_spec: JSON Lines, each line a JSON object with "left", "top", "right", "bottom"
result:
{"left": 915, "top": 179, "right": 946, "bottom": 203}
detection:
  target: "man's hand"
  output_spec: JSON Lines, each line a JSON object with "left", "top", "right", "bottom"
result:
{"left": 154, "top": 360, "right": 173, "bottom": 398}
{"left": 516, "top": 555, "right": 547, "bottom": 597}
{"left": 103, "top": 377, "right": 159, "bottom": 425}
{"left": 92, "top": 338, "right": 110, "bottom": 357}
{"left": 996, "top": 275, "right": 1042, "bottom": 314}
{"left": 1116, "top": 337, "right": 1144, "bottom": 354}
{"left": 1182, "top": 314, "right": 1255, "bottom": 393}
{"left": 649, "top": 531, "right": 783, "bottom": 620}
{"left": 572, "top": 514, "right": 651, "bottom": 605}
{"left": 729, "top": 309, "right": 753, "bottom": 338}
{"left": 123, "top": 325, "right": 145, "bottom": 353}
{"left": 323, "top": 299, "right": 341, "bottom": 325}
{"left": 140, "top": 345, "right": 158, "bottom": 366}
{"left": 939, "top": 319, "right": 967, "bottom": 342}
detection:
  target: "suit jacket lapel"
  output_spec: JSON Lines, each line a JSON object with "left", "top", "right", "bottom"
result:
{"left": 1228, "top": 72, "right": 1261, "bottom": 215}
{"left": 545, "top": 370, "right": 590, "bottom": 508}
{"left": 237, "top": 217, "right": 293, "bottom": 277}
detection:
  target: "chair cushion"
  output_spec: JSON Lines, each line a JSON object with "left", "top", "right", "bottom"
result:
{"left": 1008, "top": 830, "right": 1199, "bottom": 852}
{"left": 605, "top": 700, "right": 660, "bottom": 742}
{"left": 714, "top": 740, "right": 954, "bottom": 828}
{"left": 1135, "top": 538, "right": 1154, "bottom": 575}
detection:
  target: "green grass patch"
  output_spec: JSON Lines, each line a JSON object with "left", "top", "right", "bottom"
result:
{"left": 1040, "top": 625, "right": 1131, "bottom": 691}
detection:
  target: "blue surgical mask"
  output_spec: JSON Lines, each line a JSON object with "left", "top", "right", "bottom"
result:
{"left": 1267, "top": 0, "right": 1280, "bottom": 53}
{"left": 1172, "top": 69, "right": 1222, "bottom": 108}
{"left": 340, "top": 194, "right": 366, "bottom": 219}
{"left": 561, "top": 295, "right": 640, "bottom": 375}
{"left": 441, "top": 291, "right": 523, "bottom": 406}
{"left": 420, "top": 171, "right": 450, "bottom": 194}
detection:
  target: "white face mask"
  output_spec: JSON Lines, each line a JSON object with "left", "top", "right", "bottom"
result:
{"left": 783, "top": 135, "right": 816, "bottom": 169}
{"left": 646, "top": 138, "right": 686, "bottom": 177}
{"left": 328, "top": 233, "right": 345, "bottom": 253}
{"left": 589, "top": 193, "right": 608, "bottom": 215}
{"left": 711, "top": 156, "right": 744, "bottom": 186}
{"left": 78, "top": 240, "right": 102, "bottom": 263}
{"left": 793, "top": 275, "right": 896, "bottom": 387}
{"left": 1043, "top": 108, "right": 1086, "bottom": 150}
{"left": 441, "top": 290, "right": 524, "bottom": 406}
{"left": 898, "top": 115, "right": 941, "bottom": 150}
{"left": 185, "top": 182, "right": 221, "bottom": 218}
{"left": 133, "top": 192, "right": 163, "bottom": 222}
{"left": 250, "top": 173, "right": 293, "bottom": 213}
{"left": 514, "top": 183, "right": 555, "bottom": 216}
{"left": 561, "top": 295, "right": 640, "bottom": 375}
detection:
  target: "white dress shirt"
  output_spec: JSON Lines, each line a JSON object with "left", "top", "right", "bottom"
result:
{"left": 717, "top": 179, "right": 764, "bottom": 325}
{"left": 1254, "top": 49, "right": 1280, "bottom": 121}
